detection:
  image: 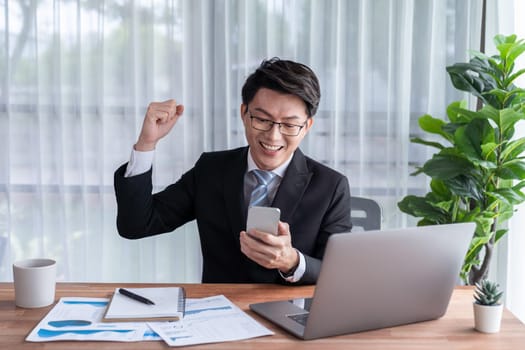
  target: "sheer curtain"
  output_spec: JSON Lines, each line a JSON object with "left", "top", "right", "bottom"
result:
{"left": 505, "top": 0, "right": 525, "bottom": 324}
{"left": 0, "top": 0, "right": 512, "bottom": 285}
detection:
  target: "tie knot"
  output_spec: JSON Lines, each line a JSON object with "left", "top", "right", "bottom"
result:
{"left": 252, "top": 169, "right": 276, "bottom": 186}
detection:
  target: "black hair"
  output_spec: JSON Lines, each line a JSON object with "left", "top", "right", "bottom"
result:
{"left": 241, "top": 57, "right": 321, "bottom": 117}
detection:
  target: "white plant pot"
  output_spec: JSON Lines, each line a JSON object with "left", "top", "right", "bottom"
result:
{"left": 473, "top": 303, "right": 503, "bottom": 333}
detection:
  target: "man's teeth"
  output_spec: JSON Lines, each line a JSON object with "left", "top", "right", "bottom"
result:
{"left": 262, "top": 143, "right": 281, "bottom": 151}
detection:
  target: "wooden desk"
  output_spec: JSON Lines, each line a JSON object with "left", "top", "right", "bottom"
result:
{"left": 1, "top": 283, "right": 524, "bottom": 349}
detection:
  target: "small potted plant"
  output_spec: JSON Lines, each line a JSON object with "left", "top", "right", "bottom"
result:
{"left": 473, "top": 279, "right": 504, "bottom": 333}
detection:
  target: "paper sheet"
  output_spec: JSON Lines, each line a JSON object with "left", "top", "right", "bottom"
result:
{"left": 148, "top": 294, "right": 274, "bottom": 347}
{"left": 26, "top": 297, "right": 160, "bottom": 342}
{"left": 26, "top": 295, "right": 272, "bottom": 346}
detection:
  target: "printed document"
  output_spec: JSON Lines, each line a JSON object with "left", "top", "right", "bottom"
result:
{"left": 149, "top": 294, "right": 274, "bottom": 346}
{"left": 26, "top": 295, "right": 272, "bottom": 346}
{"left": 26, "top": 297, "right": 158, "bottom": 342}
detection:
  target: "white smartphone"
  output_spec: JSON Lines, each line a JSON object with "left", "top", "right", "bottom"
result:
{"left": 246, "top": 206, "right": 281, "bottom": 236}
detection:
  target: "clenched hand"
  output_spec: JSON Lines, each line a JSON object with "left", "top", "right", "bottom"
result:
{"left": 135, "top": 99, "right": 184, "bottom": 151}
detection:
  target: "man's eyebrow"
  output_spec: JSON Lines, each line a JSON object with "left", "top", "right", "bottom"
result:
{"left": 252, "top": 107, "right": 302, "bottom": 120}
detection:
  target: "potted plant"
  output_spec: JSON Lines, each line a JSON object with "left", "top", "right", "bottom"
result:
{"left": 397, "top": 34, "right": 525, "bottom": 285}
{"left": 473, "top": 279, "right": 504, "bottom": 333}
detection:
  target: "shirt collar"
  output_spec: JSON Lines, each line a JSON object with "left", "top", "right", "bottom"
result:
{"left": 246, "top": 148, "right": 293, "bottom": 178}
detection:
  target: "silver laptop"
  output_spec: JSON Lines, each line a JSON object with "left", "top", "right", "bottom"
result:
{"left": 250, "top": 222, "right": 475, "bottom": 340}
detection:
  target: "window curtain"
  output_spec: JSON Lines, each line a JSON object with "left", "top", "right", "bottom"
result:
{"left": 0, "top": 0, "right": 513, "bottom": 285}
{"left": 497, "top": 0, "right": 525, "bottom": 324}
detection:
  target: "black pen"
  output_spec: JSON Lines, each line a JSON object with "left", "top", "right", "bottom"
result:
{"left": 118, "top": 288, "right": 155, "bottom": 305}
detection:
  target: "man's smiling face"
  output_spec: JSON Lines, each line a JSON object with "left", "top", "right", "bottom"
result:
{"left": 241, "top": 88, "right": 313, "bottom": 171}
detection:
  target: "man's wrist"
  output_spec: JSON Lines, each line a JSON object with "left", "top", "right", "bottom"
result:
{"left": 134, "top": 139, "right": 156, "bottom": 152}
{"left": 280, "top": 249, "right": 300, "bottom": 277}
{"left": 279, "top": 250, "right": 306, "bottom": 282}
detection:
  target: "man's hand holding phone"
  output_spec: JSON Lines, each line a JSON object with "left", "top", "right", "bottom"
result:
{"left": 240, "top": 207, "right": 299, "bottom": 274}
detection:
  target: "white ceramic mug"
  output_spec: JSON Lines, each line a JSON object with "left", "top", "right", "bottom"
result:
{"left": 13, "top": 258, "right": 56, "bottom": 308}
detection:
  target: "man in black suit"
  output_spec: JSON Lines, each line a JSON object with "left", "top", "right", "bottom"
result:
{"left": 114, "top": 58, "right": 352, "bottom": 284}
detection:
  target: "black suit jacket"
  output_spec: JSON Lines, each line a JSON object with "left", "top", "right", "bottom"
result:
{"left": 114, "top": 147, "right": 352, "bottom": 284}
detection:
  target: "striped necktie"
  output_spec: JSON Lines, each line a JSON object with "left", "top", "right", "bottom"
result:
{"left": 249, "top": 169, "right": 277, "bottom": 207}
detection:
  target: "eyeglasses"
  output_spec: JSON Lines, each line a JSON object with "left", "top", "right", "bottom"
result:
{"left": 249, "top": 115, "right": 307, "bottom": 136}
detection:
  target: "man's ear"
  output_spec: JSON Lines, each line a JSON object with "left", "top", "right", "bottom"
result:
{"left": 240, "top": 104, "right": 248, "bottom": 125}
{"left": 304, "top": 117, "right": 314, "bottom": 133}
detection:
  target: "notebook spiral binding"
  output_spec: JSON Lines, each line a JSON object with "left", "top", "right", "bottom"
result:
{"left": 179, "top": 287, "right": 186, "bottom": 317}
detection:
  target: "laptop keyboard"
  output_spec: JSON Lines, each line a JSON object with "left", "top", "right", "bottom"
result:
{"left": 287, "top": 313, "right": 309, "bottom": 326}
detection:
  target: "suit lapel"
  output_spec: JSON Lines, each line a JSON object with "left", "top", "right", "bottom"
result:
{"left": 272, "top": 149, "right": 312, "bottom": 223}
{"left": 224, "top": 147, "right": 249, "bottom": 243}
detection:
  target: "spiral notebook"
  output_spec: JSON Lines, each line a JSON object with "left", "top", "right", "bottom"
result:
{"left": 102, "top": 287, "right": 186, "bottom": 322}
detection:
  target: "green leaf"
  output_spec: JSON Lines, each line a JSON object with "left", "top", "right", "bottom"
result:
{"left": 465, "top": 236, "right": 490, "bottom": 263}
{"left": 494, "top": 34, "right": 516, "bottom": 46}
{"left": 474, "top": 213, "right": 495, "bottom": 236}
{"left": 461, "top": 207, "right": 483, "bottom": 223}
{"left": 481, "top": 142, "right": 498, "bottom": 162}
{"left": 411, "top": 137, "right": 446, "bottom": 150}
{"left": 496, "top": 159, "right": 525, "bottom": 179}
{"left": 432, "top": 199, "right": 455, "bottom": 212}
{"left": 455, "top": 119, "right": 495, "bottom": 160}
{"left": 442, "top": 122, "right": 463, "bottom": 135}
{"left": 514, "top": 180, "right": 525, "bottom": 191}
{"left": 506, "top": 69, "right": 525, "bottom": 87}
{"left": 444, "top": 175, "right": 483, "bottom": 200}
{"left": 447, "top": 57, "right": 500, "bottom": 97}
{"left": 421, "top": 154, "right": 474, "bottom": 180}
{"left": 473, "top": 105, "right": 499, "bottom": 124}
{"left": 491, "top": 187, "right": 525, "bottom": 205}
{"left": 497, "top": 43, "right": 515, "bottom": 63}
{"left": 497, "top": 208, "right": 515, "bottom": 223}
{"left": 429, "top": 179, "right": 452, "bottom": 200}
{"left": 504, "top": 40, "right": 525, "bottom": 70}
{"left": 447, "top": 71, "right": 487, "bottom": 103}
{"left": 446, "top": 103, "right": 485, "bottom": 123}
{"left": 410, "top": 169, "right": 424, "bottom": 177}
{"left": 485, "top": 88, "right": 508, "bottom": 106}
{"left": 446, "top": 101, "right": 469, "bottom": 123}
{"left": 417, "top": 115, "right": 452, "bottom": 141}
{"left": 501, "top": 137, "right": 525, "bottom": 161}
{"left": 397, "top": 196, "right": 449, "bottom": 222}
{"left": 418, "top": 218, "right": 439, "bottom": 226}
{"left": 499, "top": 108, "right": 525, "bottom": 139}
{"left": 468, "top": 50, "right": 490, "bottom": 63}
{"left": 495, "top": 229, "right": 509, "bottom": 243}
